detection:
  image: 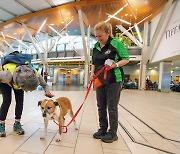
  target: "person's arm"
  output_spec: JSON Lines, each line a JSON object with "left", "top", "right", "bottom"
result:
{"left": 90, "top": 64, "right": 95, "bottom": 80}
{"left": 38, "top": 74, "right": 54, "bottom": 98}
{"left": 111, "top": 59, "right": 129, "bottom": 69}
{"left": 110, "top": 39, "right": 129, "bottom": 69}
{"left": 0, "top": 70, "right": 13, "bottom": 87}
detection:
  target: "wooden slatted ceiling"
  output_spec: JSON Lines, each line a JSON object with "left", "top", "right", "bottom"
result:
{"left": 82, "top": 0, "right": 168, "bottom": 28}
{"left": 0, "top": 0, "right": 168, "bottom": 41}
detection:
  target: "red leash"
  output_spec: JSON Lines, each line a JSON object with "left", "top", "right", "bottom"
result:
{"left": 53, "top": 65, "right": 110, "bottom": 133}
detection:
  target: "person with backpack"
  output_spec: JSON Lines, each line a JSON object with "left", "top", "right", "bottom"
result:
{"left": 0, "top": 51, "right": 54, "bottom": 137}
{"left": 90, "top": 21, "right": 129, "bottom": 143}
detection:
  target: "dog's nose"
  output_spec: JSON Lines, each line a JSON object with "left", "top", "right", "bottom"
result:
{"left": 42, "top": 112, "right": 46, "bottom": 117}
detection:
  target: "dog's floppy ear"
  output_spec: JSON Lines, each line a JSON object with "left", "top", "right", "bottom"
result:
{"left": 54, "top": 101, "right": 59, "bottom": 106}
{"left": 38, "top": 101, "right": 42, "bottom": 106}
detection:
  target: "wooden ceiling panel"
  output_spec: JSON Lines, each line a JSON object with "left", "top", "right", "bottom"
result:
{"left": 0, "top": 0, "right": 169, "bottom": 41}
{"left": 82, "top": 0, "right": 168, "bottom": 29}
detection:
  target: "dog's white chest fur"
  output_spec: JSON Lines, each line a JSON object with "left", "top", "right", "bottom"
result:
{"left": 45, "top": 107, "right": 60, "bottom": 121}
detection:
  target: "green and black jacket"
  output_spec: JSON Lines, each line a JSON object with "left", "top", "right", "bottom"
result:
{"left": 92, "top": 37, "right": 129, "bottom": 85}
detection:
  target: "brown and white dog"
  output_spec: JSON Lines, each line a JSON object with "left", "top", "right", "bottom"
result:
{"left": 38, "top": 97, "right": 78, "bottom": 142}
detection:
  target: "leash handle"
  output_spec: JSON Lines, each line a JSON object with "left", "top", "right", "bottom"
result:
{"left": 104, "top": 67, "right": 110, "bottom": 80}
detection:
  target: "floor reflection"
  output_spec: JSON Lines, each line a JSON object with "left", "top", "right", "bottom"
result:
{"left": 52, "top": 84, "right": 85, "bottom": 91}
{"left": 37, "top": 84, "right": 86, "bottom": 91}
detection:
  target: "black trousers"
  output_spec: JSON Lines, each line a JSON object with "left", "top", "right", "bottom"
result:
{"left": 96, "top": 81, "right": 122, "bottom": 134}
{"left": 0, "top": 83, "right": 24, "bottom": 121}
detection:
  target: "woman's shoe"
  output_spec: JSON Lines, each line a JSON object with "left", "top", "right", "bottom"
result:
{"left": 101, "top": 131, "right": 118, "bottom": 143}
{"left": 93, "top": 129, "right": 106, "bottom": 139}
{"left": 13, "top": 122, "right": 25, "bottom": 135}
{"left": 0, "top": 123, "right": 6, "bottom": 137}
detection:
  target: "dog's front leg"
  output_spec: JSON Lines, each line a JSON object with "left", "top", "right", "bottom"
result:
{"left": 40, "top": 119, "right": 48, "bottom": 139}
{"left": 56, "top": 117, "right": 63, "bottom": 142}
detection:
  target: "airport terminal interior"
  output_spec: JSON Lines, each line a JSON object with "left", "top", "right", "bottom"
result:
{"left": 0, "top": 0, "right": 180, "bottom": 154}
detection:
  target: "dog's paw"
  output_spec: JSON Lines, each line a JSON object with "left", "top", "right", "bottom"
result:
{"left": 56, "top": 138, "right": 61, "bottom": 142}
{"left": 40, "top": 136, "right": 45, "bottom": 139}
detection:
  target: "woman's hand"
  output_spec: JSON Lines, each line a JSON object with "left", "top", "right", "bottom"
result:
{"left": 90, "top": 73, "right": 95, "bottom": 81}
{"left": 110, "top": 62, "right": 118, "bottom": 69}
{"left": 45, "top": 92, "right": 54, "bottom": 98}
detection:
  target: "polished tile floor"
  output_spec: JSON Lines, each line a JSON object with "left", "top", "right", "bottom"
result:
{"left": 0, "top": 89, "right": 180, "bottom": 154}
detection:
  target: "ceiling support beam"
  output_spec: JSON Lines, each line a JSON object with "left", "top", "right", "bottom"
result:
{"left": 0, "top": 42, "right": 11, "bottom": 54}
{"left": 78, "top": 9, "right": 88, "bottom": 63}
{"left": 22, "top": 23, "right": 45, "bottom": 65}
{"left": 0, "top": 0, "right": 118, "bottom": 28}
{"left": 75, "top": 6, "right": 90, "bottom": 27}
{"left": 148, "top": 0, "right": 176, "bottom": 63}
{"left": 139, "top": 22, "right": 149, "bottom": 90}
{"left": 15, "top": 21, "right": 53, "bottom": 37}
{"left": 125, "top": 0, "right": 136, "bottom": 19}
{"left": 78, "top": 9, "right": 89, "bottom": 88}
{"left": 47, "top": 30, "right": 66, "bottom": 52}
{"left": 121, "top": 14, "right": 152, "bottom": 36}
{"left": 117, "top": 25, "right": 143, "bottom": 48}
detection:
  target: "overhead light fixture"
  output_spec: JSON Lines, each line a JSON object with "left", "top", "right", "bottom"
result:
{"left": 105, "top": 4, "right": 128, "bottom": 23}
{"left": 5, "top": 34, "right": 29, "bottom": 49}
{"left": 134, "top": 24, "right": 143, "bottom": 43}
{"left": 49, "top": 25, "right": 63, "bottom": 37}
{"left": 60, "top": 19, "right": 73, "bottom": 33}
{"left": 37, "top": 18, "right": 47, "bottom": 34}
{"left": 121, "top": 14, "right": 152, "bottom": 35}
{"left": 1, "top": 31, "right": 5, "bottom": 39}
{"left": 107, "top": 13, "right": 131, "bottom": 25}
{"left": 66, "top": 19, "right": 73, "bottom": 27}
{"left": 5, "top": 35, "right": 16, "bottom": 39}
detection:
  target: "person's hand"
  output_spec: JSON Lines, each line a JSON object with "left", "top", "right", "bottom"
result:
{"left": 90, "top": 73, "right": 95, "bottom": 81}
{"left": 45, "top": 92, "right": 54, "bottom": 98}
{"left": 110, "top": 61, "right": 117, "bottom": 69}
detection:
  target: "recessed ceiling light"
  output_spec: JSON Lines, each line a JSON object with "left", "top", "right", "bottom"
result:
{"left": 125, "top": 14, "right": 128, "bottom": 16}
{"left": 155, "top": 67, "right": 157, "bottom": 68}
{"left": 175, "top": 67, "right": 179, "bottom": 69}
{"left": 149, "top": 68, "right": 152, "bottom": 69}
{"left": 50, "top": 24, "right": 54, "bottom": 26}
